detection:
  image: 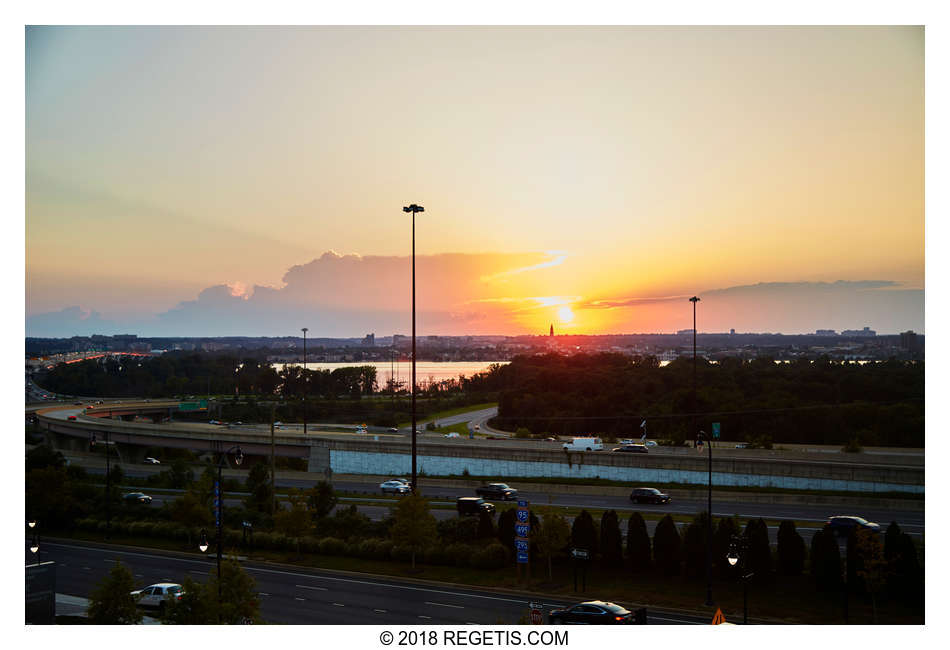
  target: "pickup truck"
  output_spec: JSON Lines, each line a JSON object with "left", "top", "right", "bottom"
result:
{"left": 474, "top": 483, "right": 518, "bottom": 501}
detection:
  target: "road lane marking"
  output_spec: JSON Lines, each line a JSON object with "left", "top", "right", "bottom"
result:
{"left": 649, "top": 616, "right": 704, "bottom": 625}
{"left": 426, "top": 601, "right": 464, "bottom": 609}
{"left": 295, "top": 597, "right": 305, "bottom": 601}
{"left": 190, "top": 570, "right": 209, "bottom": 574}
{"left": 260, "top": 593, "right": 270, "bottom": 596}
{"left": 418, "top": 615, "right": 432, "bottom": 620}
{"left": 245, "top": 565, "right": 570, "bottom": 608}
{"left": 333, "top": 603, "right": 345, "bottom": 607}
{"left": 375, "top": 609, "right": 387, "bottom": 613}
{"left": 296, "top": 585, "right": 327, "bottom": 591}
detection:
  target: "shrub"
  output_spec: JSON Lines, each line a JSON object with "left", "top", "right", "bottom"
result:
{"left": 653, "top": 514, "right": 681, "bottom": 576}
{"left": 810, "top": 526, "right": 842, "bottom": 592}
{"left": 423, "top": 545, "right": 452, "bottom": 566}
{"left": 374, "top": 540, "right": 394, "bottom": 561}
{"left": 514, "top": 427, "right": 532, "bottom": 439}
{"left": 444, "top": 542, "right": 472, "bottom": 567}
{"left": 744, "top": 518, "right": 773, "bottom": 582}
{"left": 571, "top": 510, "right": 599, "bottom": 557}
{"left": 599, "top": 510, "right": 623, "bottom": 565}
{"left": 626, "top": 512, "right": 651, "bottom": 571}
{"left": 318, "top": 537, "right": 346, "bottom": 556}
{"left": 682, "top": 520, "right": 706, "bottom": 580}
{"left": 472, "top": 543, "right": 508, "bottom": 569}
{"left": 777, "top": 520, "right": 806, "bottom": 576}
{"left": 391, "top": 544, "right": 414, "bottom": 563}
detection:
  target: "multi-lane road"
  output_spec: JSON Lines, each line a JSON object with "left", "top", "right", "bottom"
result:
{"left": 34, "top": 539, "right": 711, "bottom": 625}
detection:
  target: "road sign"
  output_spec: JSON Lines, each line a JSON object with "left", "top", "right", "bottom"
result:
{"left": 530, "top": 608, "right": 543, "bottom": 625}
{"left": 518, "top": 500, "right": 528, "bottom": 508}
{"left": 516, "top": 509, "right": 529, "bottom": 523}
{"left": 712, "top": 422, "right": 721, "bottom": 439}
{"left": 515, "top": 524, "right": 530, "bottom": 538}
{"left": 711, "top": 607, "right": 726, "bottom": 625}
{"left": 517, "top": 551, "right": 529, "bottom": 564}
{"left": 571, "top": 548, "right": 590, "bottom": 560}
{"left": 515, "top": 539, "right": 529, "bottom": 552}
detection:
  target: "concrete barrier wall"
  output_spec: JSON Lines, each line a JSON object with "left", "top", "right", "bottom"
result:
{"left": 324, "top": 440, "right": 923, "bottom": 494}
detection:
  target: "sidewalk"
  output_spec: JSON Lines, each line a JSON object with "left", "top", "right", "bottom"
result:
{"left": 56, "top": 593, "right": 161, "bottom": 624}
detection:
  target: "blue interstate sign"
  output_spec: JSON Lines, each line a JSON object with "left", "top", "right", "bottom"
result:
{"left": 516, "top": 510, "right": 529, "bottom": 523}
{"left": 515, "top": 539, "right": 529, "bottom": 552}
{"left": 518, "top": 500, "right": 528, "bottom": 508}
{"left": 517, "top": 552, "right": 529, "bottom": 564}
{"left": 516, "top": 524, "right": 530, "bottom": 538}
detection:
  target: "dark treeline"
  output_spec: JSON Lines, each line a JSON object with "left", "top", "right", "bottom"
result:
{"left": 488, "top": 353, "right": 923, "bottom": 448}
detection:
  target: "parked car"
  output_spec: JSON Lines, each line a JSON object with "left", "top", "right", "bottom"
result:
{"left": 612, "top": 444, "right": 648, "bottom": 453}
{"left": 123, "top": 492, "right": 153, "bottom": 504}
{"left": 380, "top": 479, "right": 411, "bottom": 495}
{"left": 475, "top": 483, "right": 518, "bottom": 501}
{"left": 548, "top": 600, "right": 633, "bottom": 624}
{"left": 826, "top": 516, "right": 881, "bottom": 536}
{"left": 131, "top": 583, "right": 183, "bottom": 612}
{"left": 457, "top": 497, "right": 495, "bottom": 516}
{"left": 629, "top": 487, "right": 671, "bottom": 504}
{"left": 143, "top": 457, "right": 161, "bottom": 465}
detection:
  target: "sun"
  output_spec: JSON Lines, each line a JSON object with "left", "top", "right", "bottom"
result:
{"left": 558, "top": 305, "right": 575, "bottom": 323}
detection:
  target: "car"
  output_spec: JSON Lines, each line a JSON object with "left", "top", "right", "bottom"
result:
{"left": 544, "top": 437, "right": 558, "bottom": 442}
{"left": 548, "top": 600, "right": 633, "bottom": 625}
{"left": 457, "top": 497, "right": 495, "bottom": 516}
{"left": 444, "top": 432, "right": 460, "bottom": 438}
{"left": 475, "top": 483, "right": 518, "bottom": 501}
{"left": 67, "top": 415, "right": 77, "bottom": 420}
{"left": 735, "top": 443, "right": 749, "bottom": 449}
{"left": 123, "top": 492, "right": 153, "bottom": 504}
{"left": 612, "top": 444, "right": 648, "bottom": 453}
{"left": 826, "top": 516, "right": 881, "bottom": 536}
{"left": 380, "top": 479, "right": 411, "bottom": 495}
{"left": 209, "top": 420, "right": 223, "bottom": 425}
{"left": 644, "top": 440, "right": 658, "bottom": 447}
{"left": 131, "top": 583, "right": 183, "bottom": 612}
{"left": 629, "top": 487, "right": 671, "bottom": 504}
{"left": 143, "top": 457, "right": 161, "bottom": 465}
{"left": 388, "top": 427, "right": 399, "bottom": 432}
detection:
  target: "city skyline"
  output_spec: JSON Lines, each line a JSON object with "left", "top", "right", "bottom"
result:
{"left": 26, "top": 26, "right": 924, "bottom": 338}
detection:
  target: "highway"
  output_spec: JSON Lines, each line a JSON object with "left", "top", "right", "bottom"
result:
{"left": 33, "top": 539, "right": 711, "bottom": 624}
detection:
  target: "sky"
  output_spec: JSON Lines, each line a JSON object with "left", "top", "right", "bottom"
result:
{"left": 24, "top": 25, "right": 925, "bottom": 337}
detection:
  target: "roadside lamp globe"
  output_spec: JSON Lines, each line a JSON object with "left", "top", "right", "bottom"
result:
{"left": 28, "top": 520, "right": 37, "bottom": 529}
{"left": 30, "top": 537, "right": 39, "bottom": 554}
{"left": 199, "top": 530, "right": 209, "bottom": 553}
{"left": 234, "top": 447, "right": 244, "bottom": 466}
{"left": 727, "top": 551, "right": 739, "bottom": 567}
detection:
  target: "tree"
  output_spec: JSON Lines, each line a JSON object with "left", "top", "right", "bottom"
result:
{"left": 810, "top": 526, "right": 842, "bottom": 592}
{"left": 390, "top": 495, "right": 438, "bottom": 569}
{"left": 87, "top": 560, "right": 143, "bottom": 624}
{"left": 853, "top": 528, "right": 886, "bottom": 623}
{"left": 162, "top": 576, "right": 215, "bottom": 624}
{"left": 162, "top": 459, "right": 194, "bottom": 489}
{"left": 496, "top": 508, "right": 516, "bottom": 554}
{"left": 744, "top": 518, "right": 772, "bottom": 582}
{"left": 306, "top": 480, "right": 338, "bottom": 519}
{"left": 653, "top": 514, "right": 682, "bottom": 576}
{"left": 477, "top": 510, "right": 496, "bottom": 539}
{"left": 570, "top": 510, "right": 598, "bottom": 557}
{"left": 625, "top": 512, "right": 651, "bottom": 571}
{"left": 213, "top": 557, "right": 261, "bottom": 624}
{"left": 682, "top": 519, "right": 706, "bottom": 580}
{"left": 777, "top": 520, "right": 806, "bottom": 576}
{"left": 169, "top": 489, "right": 213, "bottom": 546}
{"left": 244, "top": 462, "right": 275, "bottom": 514}
{"left": 26, "top": 444, "right": 66, "bottom": 472}
{"left": 274, "top": 489, "right": 312, "bottom": 554}
{"left": 599, "top": 510, "right": 623, "bottom": 565}
{"left": 535, "top": 509, "right": 571, "bottom": 580}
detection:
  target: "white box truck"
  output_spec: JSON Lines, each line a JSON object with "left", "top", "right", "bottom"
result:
{"left": 562, "top": 437, "right": 603, "bottom": 451}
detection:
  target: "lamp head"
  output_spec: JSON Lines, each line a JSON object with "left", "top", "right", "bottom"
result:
{"left": 28, "top": 520, "right": 37, "bottom": 529}
{"left": 234, "top": 447, "right": 244, "bottom": 466}
{"left": 689, "top": 296, "right": 700, "bottom": 303}
{"left": 30, "top": 537, "right": 39, "bottom": 554}
{"left": 199, "top": 530, "right": 209, "bottom": 553}
{"left": 728, "top": 554, "right": 738, "bottom": 567}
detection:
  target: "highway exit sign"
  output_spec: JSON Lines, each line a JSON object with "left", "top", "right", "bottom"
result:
{"left": 712, "top": 422, "right": 720, "bottom": 439}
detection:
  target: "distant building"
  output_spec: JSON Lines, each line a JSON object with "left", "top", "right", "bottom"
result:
{"left": 730, "top": 328, "right": 735, "bottom": 336}
{"left": 362, "top": 333, "right": 375, "bottom": 347}
{"left": 841, "top": 327, "right": 876, "bottom": 337}
{"left": 900, "top": 330, "right": 919, "bottom": 352}
{"left": 550, "top": 324, "right": 554, "bottom": 337}
{"left": 815, "top": 329, "right": 837, "bottom": 336}
{"left": 677, "top": 329, "right": 695, "bottom": 336}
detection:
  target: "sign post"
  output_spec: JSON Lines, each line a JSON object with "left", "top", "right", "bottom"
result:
{"left": 571, "top": 548, "right": 589, "bottom": 592}
{"left": 529, "top": 602, "right": 543, "bottom": 625}
{"left": 515, "top": 500, "right": 530, "bottom": 580}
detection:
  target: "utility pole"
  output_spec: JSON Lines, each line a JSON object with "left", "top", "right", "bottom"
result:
{"left": 270, "top": 405, "right": 277, "bottom": 514}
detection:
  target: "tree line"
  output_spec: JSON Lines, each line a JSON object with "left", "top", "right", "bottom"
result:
{"left": 486, "top": 353, "right": 924, "bottom": 447}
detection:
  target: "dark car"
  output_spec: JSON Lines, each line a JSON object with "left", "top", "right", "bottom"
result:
{"left": 629, "top": 487, "right": 671, "bottom": 504}
{"left": 826, "top": 516, "right": 881, "bottom": 536}
{"left": 612, "top": 444, "right": 649, "bottom": 453}
{"left": 457, "top": 497, "right": 495, "bottom": 517}
{"left": 548, "top": 600, "right": 633, "bottom": 625}
{"left": 475, "top": 483, "right": 518, "bottom": 501}
{"left": 123, "top": 492, "right": 153, "bottom": 505}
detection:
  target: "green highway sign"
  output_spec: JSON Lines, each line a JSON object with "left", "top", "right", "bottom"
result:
{"left": 179, "top": 400, "right": 208, "bottom": 411}
{"left": 712, "top": 422, "right": 720, "bottom": 439}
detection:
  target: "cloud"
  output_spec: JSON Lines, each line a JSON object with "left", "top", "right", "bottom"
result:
{"left": 25, "top": 306, "right": 117, "bottom": 337}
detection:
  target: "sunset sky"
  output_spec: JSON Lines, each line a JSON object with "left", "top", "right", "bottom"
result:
{"left": 25, "top": 26, "right": 925, "bottom": 337}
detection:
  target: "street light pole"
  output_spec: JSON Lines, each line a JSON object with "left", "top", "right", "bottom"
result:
{"left": 211, "top": 445, "right": 243, "bottom": 622}
{"left": 697, "top": 430, "right": 713, "bottom": 606}
{"left": 28, "top": 520, "right": 40, "bottom": 565}
{"left": 301, "top": 327, "right": 308, "bottom": 435}
{"left": 403, "top": 203, "right": 424, "bottom": 494}
{"left": 727, "top": 535, "right": 752, "bottom": 624}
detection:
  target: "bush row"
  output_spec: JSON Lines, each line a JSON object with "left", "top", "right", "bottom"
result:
{"left": 72, "top": 518, "right": 509, "bottom": 569}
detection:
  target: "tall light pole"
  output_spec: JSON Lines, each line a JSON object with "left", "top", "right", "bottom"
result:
{"left": 301, "top": 327, "right": 308, "bottom": 435}
{"left": 202, "top": 445, "right": 243, "bottom": 623}
{"left": 727, "top": 535, "right": 753, "bottom": 624}
{"left": 28, "top": 520, "right": 40, "bottom": 565}
{"left": 403, "top": 203, "right": 424, "bottom": 494}
{"left": 690, "top": 295, "right": 712, "bottom": 606}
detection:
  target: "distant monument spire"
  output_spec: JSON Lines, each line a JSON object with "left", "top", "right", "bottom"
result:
{"left": 550, "top": 324, "right": 554, "bottom": 337}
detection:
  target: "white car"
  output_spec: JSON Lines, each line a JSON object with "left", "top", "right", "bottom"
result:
{"left": 380, "top": 479, "right": 411, "bottom": 495}
{"left": 143, "top": 457, "right": 161, "bottom": 465}
{"left": 444, "top": 432, "right": 460, "bottom": 438}
{"left": 644, "top": 440, "right": 658, "bottom": 447}
{"left": 131, "top": 583, "right": 183, "bottom": 611}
